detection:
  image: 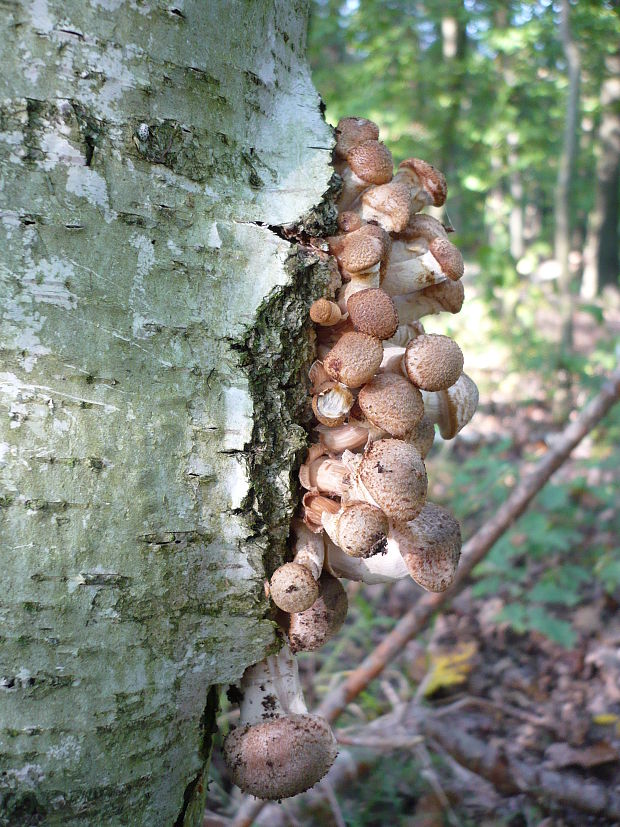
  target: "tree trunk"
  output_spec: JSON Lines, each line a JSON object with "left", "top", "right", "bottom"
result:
{"left": 554, "top": 0, "right": 580, "bottom": 362}
{"left": 581, "top": 48, "right": 620, "bottom": 297}
{"left": 0, "top": 2, "right": 333, "bottom": 825}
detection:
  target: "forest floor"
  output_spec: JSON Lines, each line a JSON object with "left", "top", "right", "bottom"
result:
{"left": 207, "top": 280, "right": 620, "bottom": 827}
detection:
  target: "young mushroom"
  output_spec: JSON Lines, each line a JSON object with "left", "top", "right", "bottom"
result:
{"left": 321, "top": 501, "right": 389, "bottom": 558}
{"left": 336, "top": 140, "right": 394, "bottom": 211}
{"left": 223, "top": 644, "right": 338, "bottom": 799}
{"left": 357, "top": 372, "right": 425, "bottom": 438}
{"left": 392, "top": 158, "right": 448, "bottom": 212}
{"left": 310, "top": 297, "right": 343, "bottom": 327}
{"left": 269, "top": 521, "right": 325, "bottom": 613}
{"left": 323, "top": 331, "right": 383, "bottom": 389}
{"left": 286, "top": 571, "right": 348, "bottom": 653}
{"left": 346, "top": 288, "right": 399, "bottom": 340}
{"left": 403, "top": 334, "right": 464, "bottom": 392}
{"left": 334, "top": 117, "right": 380, "bottom": 162}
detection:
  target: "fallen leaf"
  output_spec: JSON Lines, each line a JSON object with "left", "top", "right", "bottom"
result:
{"left": 421, "top": 640, "right": 478, "bottom": 697}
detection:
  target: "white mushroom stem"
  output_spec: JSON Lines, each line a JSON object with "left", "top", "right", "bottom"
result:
{"left": 382, "top": 250, "right": 448, "bottom": 296}
{"left": 291, "top": 521, "right": 324, "bottom": 581}
{"left": 325, "top": 535, "right": 409, "bottom": 584}
{"left": 237, "top": 644, "right": 307, "bottom": 725}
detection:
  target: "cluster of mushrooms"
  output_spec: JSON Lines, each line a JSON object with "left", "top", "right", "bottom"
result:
{"left": 222, "top": 118, "right": 479, "bottom": 800}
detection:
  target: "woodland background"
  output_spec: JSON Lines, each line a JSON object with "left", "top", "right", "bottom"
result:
{"left": 209, "top": 2, "right": 620, "bottom": 824}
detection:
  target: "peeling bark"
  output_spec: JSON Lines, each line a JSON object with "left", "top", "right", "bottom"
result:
{"left": 0, "top": 1, "right": 333, "bottom": 824}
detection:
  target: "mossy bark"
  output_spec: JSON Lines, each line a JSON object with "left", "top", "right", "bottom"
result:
{"left": 0, "top": 2, "right": 334, "bottom": 824}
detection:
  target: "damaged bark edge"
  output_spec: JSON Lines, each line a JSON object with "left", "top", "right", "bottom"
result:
{"left": 235, "top": 175, "right": 340, "bottom": 580}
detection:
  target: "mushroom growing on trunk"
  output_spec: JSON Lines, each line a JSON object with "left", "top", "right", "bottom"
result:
{"left": 223, "top": 644, "right": 338, "bottom": 799}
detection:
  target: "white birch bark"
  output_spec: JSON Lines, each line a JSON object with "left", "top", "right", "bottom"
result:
{"left": 0, "top": 1, "right": 333, "bottom": 824}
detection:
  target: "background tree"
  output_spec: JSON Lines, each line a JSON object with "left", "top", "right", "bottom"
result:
{"left": 0, "top": 2, "right": 332, "bottom": 824}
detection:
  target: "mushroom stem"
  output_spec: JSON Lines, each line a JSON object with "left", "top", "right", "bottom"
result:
{"left": 236, "top": 644, "right": 306, "bottom": 725}
{"left": 381, "top": 249, "right": 448, "bottom": 296}
{"left": 325, "top": 536, "right": 409, "bottom": 583}
{"left": 223, "top": 645, "right": 338, "bottom": 800}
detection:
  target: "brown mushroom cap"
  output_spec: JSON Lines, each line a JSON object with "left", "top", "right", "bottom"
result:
{"left": 288, "top": 572, "right": 348, "bottom": 653}
{"left": 393, "top": 503, "right": 461, "bottom": 592}
{"left": 323, "top": 501, "right": 389, "bottom": 558}
{"left": 323, "top": 331, "right": 383, "bottom": 388}
{"left": 428, "top": 237, "right": 464, "bottom": 281}
{"left": 270, "top": 562, "right": 319, "bottom": 614}
{"left": 336, "top": 224, "right": 390, "bottom": 275}
{"left": 405, "top": 415, "right": 435, "bottom": 458}
{"left": 360, "top": 181, "right": 411, "bottom": 233}
{"left": 347, "top": 288, "right": 399, "bottom": 340}
{"left": 358, "top": 438, "right": 427, "bottom": 521}
{"left": 310, "top": 298, "right": 342, "bottom": 326}
{"left": 223, "top": 714, "right": 337, "bottom": 800}
{"left": 358, "top": 373, "right": 424, "bottom": 437}
{"left": 404, "top": 334, "right": 464, "bottom": 392}
{"left": 334, "top": 117, "right": 380, "bottom": 160}
{"left": 346, "top": 140, "right": 393, "bottom": 185}
{"left": 398, "top": 159, "right": 447, "bottom": 207}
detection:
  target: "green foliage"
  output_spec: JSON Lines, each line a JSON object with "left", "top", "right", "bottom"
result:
{"left": 309, "top": 0, "right": 620, "bottom": 288}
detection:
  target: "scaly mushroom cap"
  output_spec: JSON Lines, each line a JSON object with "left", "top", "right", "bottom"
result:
{"left": 332, "top": 224, "right": 390, "bottom": 275}
{"left": 360, "top": 181, "right": 412, "bottom": 233}
{"left": 397, "top": 159, "right": 447, "bottom": 207}
{"left": 428, "top": 237, "right": 464, "bottom": 281}
{"left": 223, "top": 714, "right": 338, "bottom": 800}
{"left": 404, "top": 334, "right": 464, "bottom": 392}
{"left": 337, "top": 211, "right": 364, "bottom": 233}
{"left": 288, "top": 572, "right": 348, "bottom": 653}
{"left": 357, "top": 438, "right": 427, "bottom": 521}
{"left": 312, "top": 383, "right": 354, "bottom": 427}
{"left": 393, "top": 503, "right": 462, "bottom": 592}
{"left": 270, "top": 562, "right": 319, "bottom": 614}
{"left": 346, "top": 140, "right": 393, "bottom": 186}
{"left": 323, "top": 331, "right": 383, "bottom": 388}
{"left": 405, "top": 415, "right": 435, "bottom": 458}
{"left": 322, "top": 501, "right": 389, "bottom": 558}
{"left": 430, "top": 372, "right": 479, "bottom": 439}
{"left": 347, "top": 288, "right": 399, "bottom": 340}
{"left": 358, "top": 373, "right": 424, "bottom": 437}
{"left": 334, "top": 117, "right": 380, "bottom": 160}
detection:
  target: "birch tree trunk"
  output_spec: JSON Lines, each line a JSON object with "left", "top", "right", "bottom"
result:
{"left": 0, "top": 2, "right": 333, "bottom": 825}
